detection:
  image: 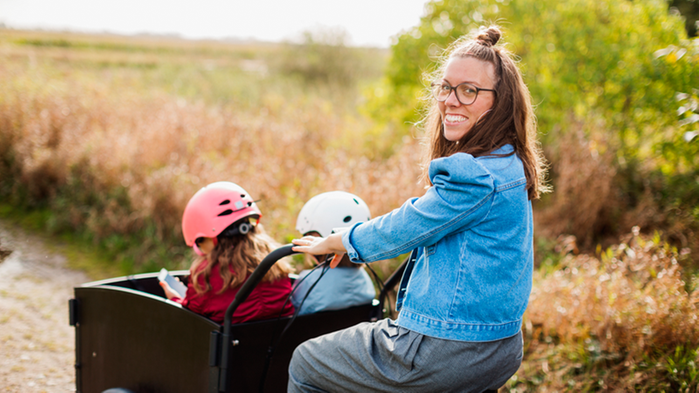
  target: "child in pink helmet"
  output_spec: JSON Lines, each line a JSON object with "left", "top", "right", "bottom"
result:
{"left": 160, "top": 181, "right": 294, "bottom": 324}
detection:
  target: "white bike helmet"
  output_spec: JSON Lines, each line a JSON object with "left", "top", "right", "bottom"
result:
{"left": 296, "top": 191, "right": 371, "bottom": 237}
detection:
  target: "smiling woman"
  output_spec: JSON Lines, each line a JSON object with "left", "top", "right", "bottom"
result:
{"left": 287, "top": 25, "right": 549, "bottom": 392}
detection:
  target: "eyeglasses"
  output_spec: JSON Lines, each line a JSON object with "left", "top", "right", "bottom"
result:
{"left": 430, "top": 81, "right": 496, "bottom": 106}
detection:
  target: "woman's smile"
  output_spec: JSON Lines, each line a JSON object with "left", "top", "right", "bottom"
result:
{"left": 444, "top": 113, "right": 468, "bottom": 125}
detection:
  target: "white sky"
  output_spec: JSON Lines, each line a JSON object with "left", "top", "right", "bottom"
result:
{"left": 0, "top": 0, "right": 430, "bottom": 47}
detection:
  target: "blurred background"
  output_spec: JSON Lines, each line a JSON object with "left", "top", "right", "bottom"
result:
{"left": 0, "top": 0, "right": 428, "bottom": 47}
{"left": 0, "top": 0, "right": 698, "bottom": 391}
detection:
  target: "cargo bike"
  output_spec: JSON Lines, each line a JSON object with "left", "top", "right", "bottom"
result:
{"left": 69, "top": 244, "right": 408, "bottom": 393}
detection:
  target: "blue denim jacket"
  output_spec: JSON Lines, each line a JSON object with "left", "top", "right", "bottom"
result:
{"left": 342, "top": 145, "right": 533, "bottom": 342}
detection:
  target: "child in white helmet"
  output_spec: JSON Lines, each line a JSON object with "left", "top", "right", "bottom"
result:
{"left": 291, "top": 191, "right": 376, "bottom": 315}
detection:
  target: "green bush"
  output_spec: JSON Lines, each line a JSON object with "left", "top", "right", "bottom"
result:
{"left": 369, "top": 0, "right": 699, "bottom": 254}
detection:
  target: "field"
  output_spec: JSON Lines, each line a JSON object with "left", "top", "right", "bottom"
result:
{"left": 0, "top": 28, "right": 421, "bottom": 274}
{"left": 1, "top": 27, "right": 698, "bottom": 391}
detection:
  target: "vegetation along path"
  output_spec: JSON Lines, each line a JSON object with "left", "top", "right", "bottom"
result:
{"left": 0, "top": 219, "right": 88, "bottom": 392}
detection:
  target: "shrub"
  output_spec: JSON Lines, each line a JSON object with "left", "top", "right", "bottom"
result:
{"left": 370, "top": 0, "right": 699, "bottom": 256}
{"left": 515, "top": 229, "right": 699, "bottom": 391}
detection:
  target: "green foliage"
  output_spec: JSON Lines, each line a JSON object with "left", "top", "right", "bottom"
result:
{"left": 533, "top": 233, "right": 576, "bottom": 275}
{"left": 653, "top": 39, "right": 699, "bottom": 173}
{"left": 375, "top": 0, "right": 689, "bottom": 145}
{"left": 664, "top": 346, "right": 699, "bottom": 391}
{"left": 633, "top": 345, "right": 699, "bottom": 392}
{"left": 373, "top": 0, "right": 699, "bottom": 251}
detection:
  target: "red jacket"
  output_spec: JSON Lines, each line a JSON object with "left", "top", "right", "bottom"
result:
{"left": 172, "top": 261, "right": 294, "bottom": 324}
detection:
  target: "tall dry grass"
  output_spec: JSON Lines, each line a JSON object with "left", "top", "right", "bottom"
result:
{"left": 535, "top": 120, "right": 699, "bottom": 267}
{"left": 535, "top": 124, "right": 617, "bottom": 248}
{"left": 0, "top": 30, "right": 424, "bottom": 272}
{"left": 512, "top": 229, "right": 699, "bottom": 392}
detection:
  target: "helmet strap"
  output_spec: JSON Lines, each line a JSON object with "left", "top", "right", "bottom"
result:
{"left": 192, "top": 237, "right": 217, "bottom": 256}
{"left": 193, "top": 242, "right": 206, "bottom": 256}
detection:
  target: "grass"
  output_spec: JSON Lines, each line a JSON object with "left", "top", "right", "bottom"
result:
{"left": 0, "top": 203, "right": 122, "bottom": 280}
{"left": 0, "top": 28, "right": 421, "bottom": 274}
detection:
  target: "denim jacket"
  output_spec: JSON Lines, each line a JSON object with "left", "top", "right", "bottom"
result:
{"left": 342, "top": 145, "right": 533, "bottom": 342}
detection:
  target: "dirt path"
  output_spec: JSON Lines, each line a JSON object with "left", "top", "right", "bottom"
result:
{"left": 0, "top": 220, "right": 90, "bottom": 393}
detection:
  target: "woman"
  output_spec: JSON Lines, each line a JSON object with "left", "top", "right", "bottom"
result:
{"left": 289, "top": 26, "right": 547, "bottom": 392}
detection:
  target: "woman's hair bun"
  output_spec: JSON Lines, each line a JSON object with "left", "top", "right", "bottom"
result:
{"left": 476, "top": 26, "right": 501, "bottom": 47}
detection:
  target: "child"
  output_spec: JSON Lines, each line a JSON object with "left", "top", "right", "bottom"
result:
{"left": 160, "top": 181, "right": 294, "bottom": 324}
{"left": 291, "top": 191, "right": 376, "bottom": 315}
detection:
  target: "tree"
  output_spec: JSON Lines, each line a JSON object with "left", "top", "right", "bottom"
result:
{"left": 367, "top": 0, "right": 698, "bottom": 246}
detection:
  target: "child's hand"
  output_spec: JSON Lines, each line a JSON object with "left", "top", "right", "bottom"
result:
{"left": 159, "top": 281, "right": 182, "bottom": 300}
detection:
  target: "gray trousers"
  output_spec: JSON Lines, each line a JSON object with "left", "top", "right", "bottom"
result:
{"left": 288, "top": 319, "right": 523, "bottom": 393}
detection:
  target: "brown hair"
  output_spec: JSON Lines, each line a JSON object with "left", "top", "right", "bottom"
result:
{"left": 420, "top": 25, "right": 548, "bottom": 200}
{"left": 190, "top": 224, "right": 292, "bottom": 295}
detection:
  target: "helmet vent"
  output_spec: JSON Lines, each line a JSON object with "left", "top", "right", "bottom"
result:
{"left": 353, "top": 198, "right": 359, "bottom": 205}
{"left": 219, "top": 200, "right": 230, "bottom": 206}
{"left": 343, "top": 215, "right": 352, "bottom": 223}
{"left": 218, "top": 209, "right": 233, "bottom": 217}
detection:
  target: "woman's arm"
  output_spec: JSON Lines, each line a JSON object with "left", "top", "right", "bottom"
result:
{"left": 343, "top": 154, "right": 496, "bottom": 262}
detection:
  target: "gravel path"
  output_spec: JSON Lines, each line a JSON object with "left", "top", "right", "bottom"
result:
{"left": 0, "top": 220, "right": 90, "bottom": 393}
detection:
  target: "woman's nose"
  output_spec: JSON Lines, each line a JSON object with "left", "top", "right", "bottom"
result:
{"left": 445, "top": 89, "right": 461, "bottom": 106}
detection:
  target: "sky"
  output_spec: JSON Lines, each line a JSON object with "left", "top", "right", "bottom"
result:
{"left": 0, "top": 0, "right": 430, "bottom": 47}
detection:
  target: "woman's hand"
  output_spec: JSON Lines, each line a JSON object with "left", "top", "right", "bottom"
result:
{"left": 292, "top": 233, "right": 347, "bottom": 268}
{"left": 159, "top": 280, "right": 182, "bottom": 300}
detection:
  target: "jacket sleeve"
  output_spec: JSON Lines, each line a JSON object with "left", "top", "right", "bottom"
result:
{"left": 180, "top": 283, "right": 202, "bottom": 312}
{"left": 343, "top": 153, "right": 494, "bottom": 262}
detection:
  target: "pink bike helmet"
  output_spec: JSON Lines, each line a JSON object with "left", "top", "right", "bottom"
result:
{"left": 182, "top": 182, "right": 261, "bottom": 254}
